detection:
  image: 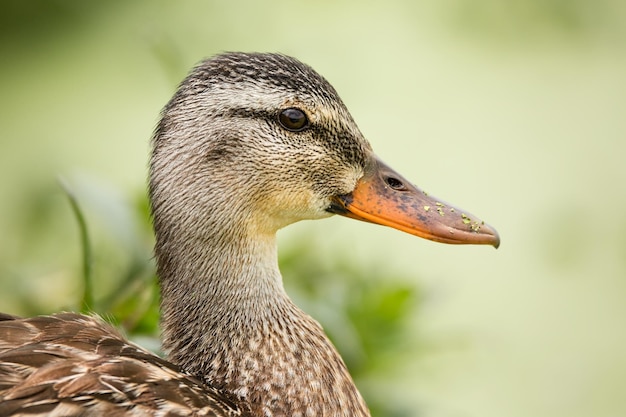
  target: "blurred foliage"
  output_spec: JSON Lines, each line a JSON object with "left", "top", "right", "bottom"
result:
{"left": 1, "top": 0, "right": 624, "bottom": 56}
{"left": 442, "top": 0, "right": 622, "bottom": 41}
{"left": 1, "top": 178, "right": 421, "bottom": 417}
{"left": 0, "top": 0, "right": 118, "bottom": 38}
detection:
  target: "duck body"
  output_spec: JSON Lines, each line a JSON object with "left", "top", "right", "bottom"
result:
{"left": 0, "top": 53, "right": 499, "bottom": 416}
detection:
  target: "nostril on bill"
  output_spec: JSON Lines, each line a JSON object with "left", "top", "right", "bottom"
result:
{"left": 384, "top": 176, "right": 406, "bottom": 191}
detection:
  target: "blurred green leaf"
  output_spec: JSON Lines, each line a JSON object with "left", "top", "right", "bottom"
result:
{"left": 60, "top": 178, "right": 94, "bottom": 313}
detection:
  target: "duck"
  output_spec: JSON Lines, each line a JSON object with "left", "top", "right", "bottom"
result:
{"left": 0, "top": 52, "right": 499, "bottom": 417}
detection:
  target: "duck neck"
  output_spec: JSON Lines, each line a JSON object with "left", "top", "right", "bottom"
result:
{"left": 156, "top": 224, "right": 370, "bottom": 417}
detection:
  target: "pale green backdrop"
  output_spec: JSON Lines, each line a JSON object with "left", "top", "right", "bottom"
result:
{"left": 1, "top": 1, "right": 625, "bottom": 417}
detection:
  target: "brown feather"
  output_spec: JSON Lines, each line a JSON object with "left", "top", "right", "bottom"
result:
{"left": 0, "top": 314, "right": 246, "bottom": 416}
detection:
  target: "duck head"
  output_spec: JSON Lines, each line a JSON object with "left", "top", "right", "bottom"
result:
{"left": 151, "top": 52, "right": 499, "bottom": 248}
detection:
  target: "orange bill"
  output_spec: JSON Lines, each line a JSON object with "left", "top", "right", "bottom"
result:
{"left": 329, "top": 156, "right": 500, "bottom": 248}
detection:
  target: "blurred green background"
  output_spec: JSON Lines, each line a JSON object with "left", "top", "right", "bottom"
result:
{"left": 1, "top": 1, "right": 625, "bottom": 416}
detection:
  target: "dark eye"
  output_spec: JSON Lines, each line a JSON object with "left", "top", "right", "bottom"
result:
{"left": 278, "top": 108, "right": 309, "bottom": 132}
